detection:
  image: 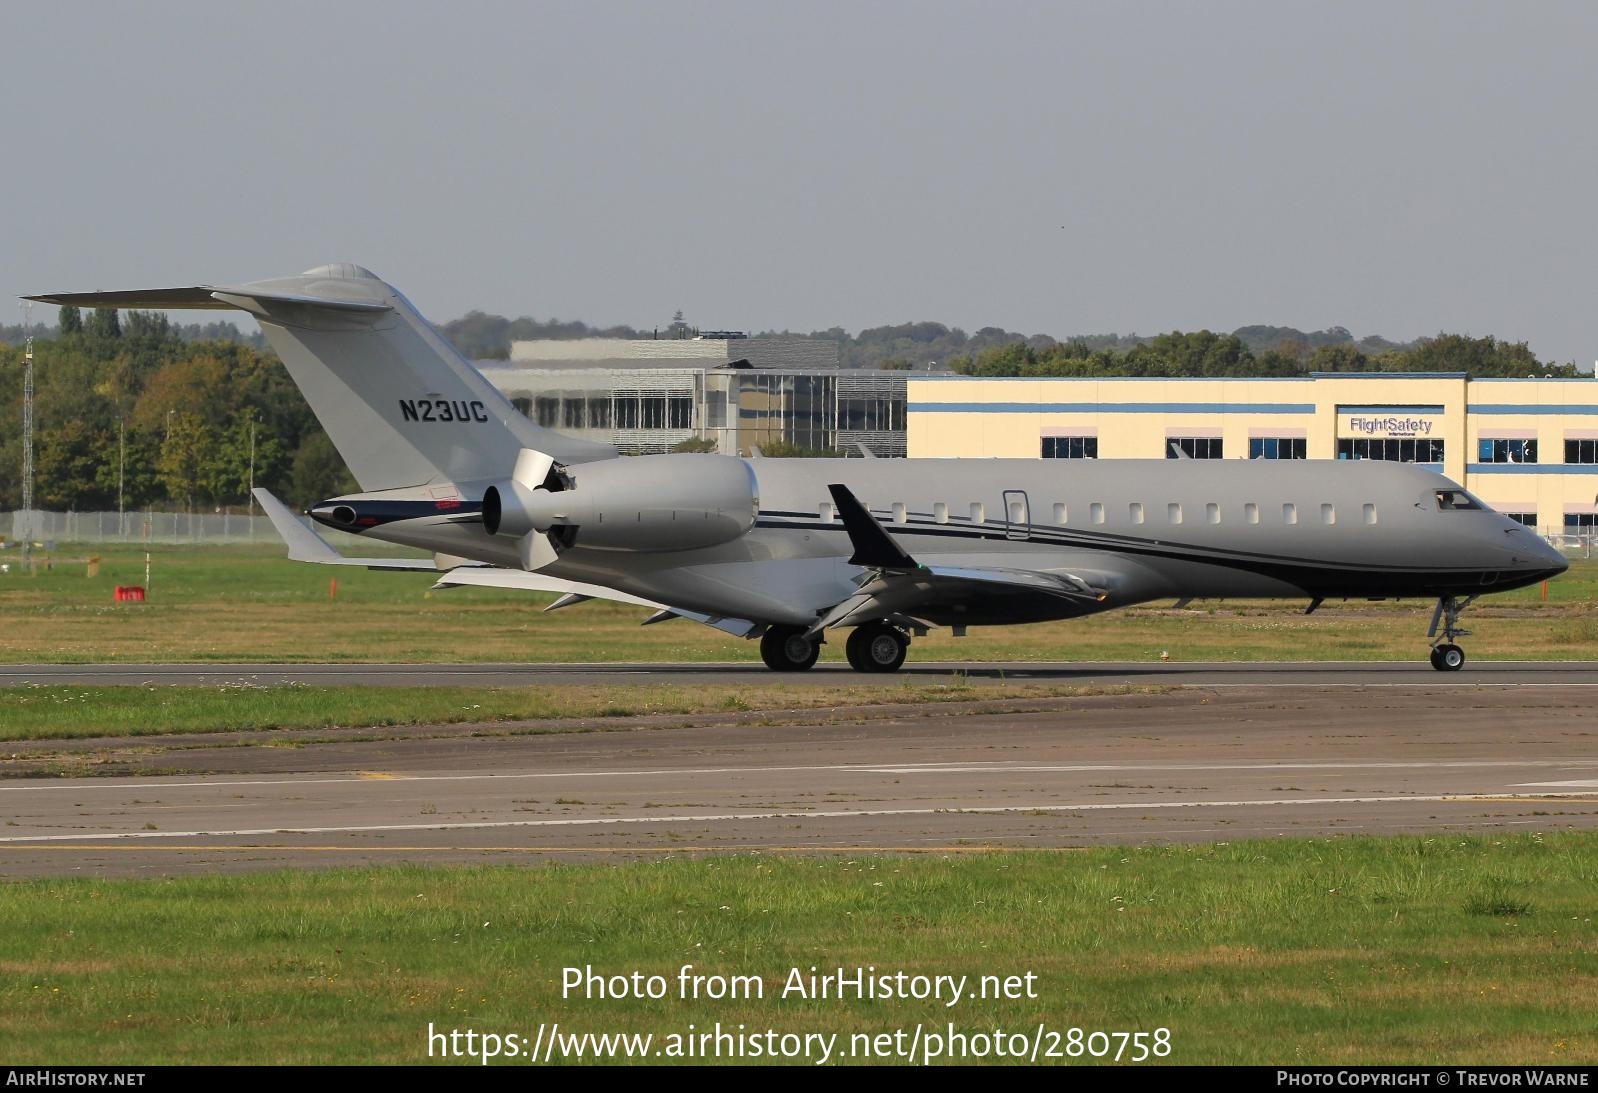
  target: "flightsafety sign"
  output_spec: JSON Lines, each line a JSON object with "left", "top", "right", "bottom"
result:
{"left": 1338, "top": 411, "right": 1442, "bottom": 439}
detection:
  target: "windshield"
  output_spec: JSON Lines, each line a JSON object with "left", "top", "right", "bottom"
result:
{"left": 1435, "top": 489, "right": 1482, "bottom": 511}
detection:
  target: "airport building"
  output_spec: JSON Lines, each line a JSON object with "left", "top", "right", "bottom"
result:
{"left": 906, "top": 372, "right": 1598, "bottom": 539}
{"left": 481, "top": 336, "right": 907, "bottom": 457}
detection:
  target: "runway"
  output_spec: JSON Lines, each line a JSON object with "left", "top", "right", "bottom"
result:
{"left": 5, "top": 659, "right": 1598, "bottom": 687}
{"left": 1, "top": 679, "right": 1594, "bottom": 877}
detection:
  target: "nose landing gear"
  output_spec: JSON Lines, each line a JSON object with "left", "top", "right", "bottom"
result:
{"left": 1427, "top": 595, "right": 1474, "bottom": 672}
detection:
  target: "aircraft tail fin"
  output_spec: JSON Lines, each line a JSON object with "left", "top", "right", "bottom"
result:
{"left": 28, "top": 264, "right": 615, "bottom": 493}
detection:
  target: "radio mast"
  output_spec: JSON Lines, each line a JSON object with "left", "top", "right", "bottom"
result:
{"left": 21, "top": 302, "right": 35, "bottom": 521}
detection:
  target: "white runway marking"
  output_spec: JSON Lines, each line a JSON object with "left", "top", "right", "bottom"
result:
{"left": 3, "top": 757, "right": 1595, "bottom": 793}
{"left": 1513, "top": 779, "right": 1598, "bottom": 789}
{"left": 2, "top": 791, "right": 1595, "bottom": 844}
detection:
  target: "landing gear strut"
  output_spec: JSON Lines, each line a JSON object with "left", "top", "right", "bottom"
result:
{"left": 760, "top": 624, "right": 820, "bottom": 672}
{"left": 846, "top": 622, "right": 909, "bottom": 673}
{"left": 1427, "top": 595, "right": 1474, "bottom": 672}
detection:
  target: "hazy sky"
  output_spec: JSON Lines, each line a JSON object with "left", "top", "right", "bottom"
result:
{"left": 9, "top": 1, "right": 1598, "bottom": 366}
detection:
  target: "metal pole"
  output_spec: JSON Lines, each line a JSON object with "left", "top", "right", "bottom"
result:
{"left": 117, "top": 419, "right": 125, "bottom": 537}
{"left": 20, "top": 304, "right": 34, "bottom": 539}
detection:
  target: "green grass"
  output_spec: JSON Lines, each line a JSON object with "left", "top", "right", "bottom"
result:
{"left": 0, "top": 543, "right": 1593, "bottom": 665}
{"left": 0, "top": 834, "right": 1593, "bottom": 1065}
{"left": 0, "top": 680, "right": 1127, "bottom": 742}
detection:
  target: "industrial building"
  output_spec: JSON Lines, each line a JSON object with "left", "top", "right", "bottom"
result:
{"left": 906, "top": 372, "right": 1598, "bottom": 538}
{"left": 480, "top": 336, "right": 906, "bottom": 456}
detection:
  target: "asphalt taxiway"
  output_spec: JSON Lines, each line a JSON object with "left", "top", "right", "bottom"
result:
{"left": 0, "top": 673, "right": 1593, "bottom": 877}
{"left": 4, "top": 659, "right": 1598, "bottom": 687}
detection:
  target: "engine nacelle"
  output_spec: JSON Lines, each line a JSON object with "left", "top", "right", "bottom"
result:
{"left": 483, "top": 453, "right": 758, "bottom": 552}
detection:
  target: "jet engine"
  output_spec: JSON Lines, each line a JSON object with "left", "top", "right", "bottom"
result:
{"left": 483, "top": 451, "right": 758, "bottom": 553}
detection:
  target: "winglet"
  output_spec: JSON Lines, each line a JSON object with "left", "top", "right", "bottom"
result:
{"left": 827, "top": 484, "right": 917, "bottom": 569}
{"left": 252, "top": 487, "right": 342, "bottom": 563}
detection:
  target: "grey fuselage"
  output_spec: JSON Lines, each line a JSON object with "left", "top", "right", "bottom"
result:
{"left": 328, "top": 456, "right": 1569, "bottom": 629}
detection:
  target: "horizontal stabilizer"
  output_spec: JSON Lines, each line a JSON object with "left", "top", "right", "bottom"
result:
{"left": 252, "top": 488, "right": 439, "bottom": 570}
{"left": 25, "top": 286, "right": 390, "bottom": 315}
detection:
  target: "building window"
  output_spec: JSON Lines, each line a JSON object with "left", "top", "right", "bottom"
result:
{"left": 1249, "top": 437, "right": 1307, "bottom": 460}
{"left": 1566, "top": 439, "right": 1598, "bottom": 464}
{"left": 1042, "top": 436, "right": 1097, "bottom": 459}
{"left": 1478, "top": 439, "right": 1537, "bottom": 464}
{"left": 1169, "top": 437, "right": 1223, "bottom": 459}
{"left": 1565, "top": 513, "right": 1598, "bottom": 530}
{"left": 1337, "top": 438, "right": 1445, "bottom": 463}
{"left": 1504, "top": 512, "right": 1536, "bottom": 528}
{"left": 534, "top": 396, "right": 559, "bottom": 428}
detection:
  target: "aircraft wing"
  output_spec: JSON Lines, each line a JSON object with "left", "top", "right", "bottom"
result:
{"left": 808, "top": 484, "right": 1110, "bottom": 638}
{"left": 429, "top": 568, "right": 757, "bottom": 637}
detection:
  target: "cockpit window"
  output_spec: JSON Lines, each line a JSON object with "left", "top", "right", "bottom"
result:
{"left": 1436, "top": 489, "right": 1482, "bottom": 511}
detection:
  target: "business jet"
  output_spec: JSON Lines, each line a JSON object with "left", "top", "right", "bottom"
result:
{"left": 27, "top": 264, "right": 1568, "bottom": 673}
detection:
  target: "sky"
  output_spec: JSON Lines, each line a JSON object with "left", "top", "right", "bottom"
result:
{"left": 7, "top": 1, "right": 1598, "bottom": 368}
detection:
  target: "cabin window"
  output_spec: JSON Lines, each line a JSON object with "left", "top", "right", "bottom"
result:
{"left": 1052, "top": 502, "right": 1067, "bottom": 524}
{"left": 1320, "top": 503, "right": 1335, "bottom": 525}
{"left": 1130, "top": 502, "right": 1145, "bottom": 524}
{"left": 1283, "top": 503, "right": 1298, "bottom": 525}
{"left": 1091, "top": 502, "right": 1105, "bottom": 525}
{"left": 1244, "top": 502, "right": 1259, "bottom": 525}
{"left": 1206, "top": 502, "right": 1220, "bottom": 524}
{"left": 933, "top": 502, "right": 948, "bottom": 524}
{"left": 1363, "top": 503, "right": 1377, "bottom": 526}
{"left": 891, "top": 502, "right": 907, "bottom": 524}
{"left": 970, "top": 502, "right": 985, "bottom": 524}
{"left": 1168, "top": 503, "right": 1182, "bottom": 524}
{"left": 819, "top": 501, "right": 835, "bottom": 523}
{"left": 1042, "top": 436, "right": 1098, "bottom": 459}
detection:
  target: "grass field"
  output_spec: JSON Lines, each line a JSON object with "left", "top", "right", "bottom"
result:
{"left": 0, "top": 680, "right": 1139, "bottom": 742}
{"left": 1, "top": 542, "right": 1593, "bottom": 665}
{"left": 0, "top": 834, "right": 1592, "bottom": 1065}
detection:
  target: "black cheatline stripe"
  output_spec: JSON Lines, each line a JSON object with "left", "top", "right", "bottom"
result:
{"left": 752, "top": 513, "right": 1481, "bottom": 578}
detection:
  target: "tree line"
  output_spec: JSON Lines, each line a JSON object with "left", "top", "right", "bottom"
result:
{"left": 0, "top": 307, "right": 351, "bottom": 512}
{"left": 0, "top": 306, "right": 1582, "bottom": 513}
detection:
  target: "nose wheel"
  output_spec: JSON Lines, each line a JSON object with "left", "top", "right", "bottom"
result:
{"left": 846, "top": 622, "right": 909, "bottom": 673}
{"left": 1426, "top": 595, "right": 1474, "bottom": 672}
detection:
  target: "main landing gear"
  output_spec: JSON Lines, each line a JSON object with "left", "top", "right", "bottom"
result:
{"left": 759, "top": 624, "right": 820, "bottom": 672}
{"left": 845, "top": 621, "right": 909, "bottom": 673}
{"left": 1427, "top": 595, "right": 1474, "bottom": 672}
{"left": 757, "top": 622, "right": 913, "bottom": 672}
